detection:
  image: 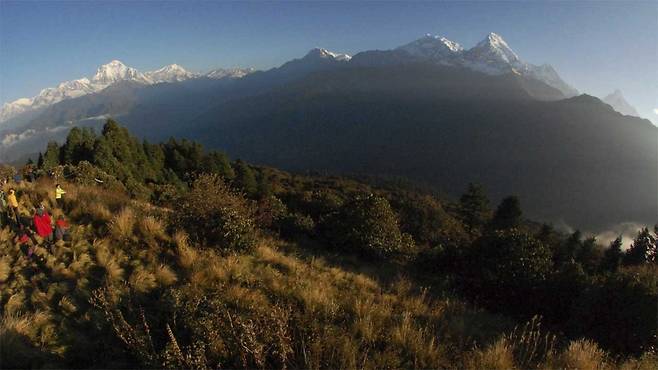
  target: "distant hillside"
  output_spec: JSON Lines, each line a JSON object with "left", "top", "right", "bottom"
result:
{"left": 185, "top": 64, "right": 657, "bottom": 231}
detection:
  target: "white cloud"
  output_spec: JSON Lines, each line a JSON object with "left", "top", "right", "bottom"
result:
{"left": 595, "top": 222, "right": 647, "bottom": 251}
{"left": 653, "top": 108, "right": 658, "bottom": 115}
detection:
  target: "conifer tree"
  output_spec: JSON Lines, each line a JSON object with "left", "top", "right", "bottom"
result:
{"left": 601, "top": 236, "right": 623, "bottom": 272}
{"left": 234, "top": 160, "right": 258, "bottom": 198}
{"left": 257, "top": 173, "right": 273, "bottom": 199}
{"left": 458, "top": 183, "right": 491, "bottom": 232}
{"left": 201, "top": 151, "right": 235, "bottom": 180}
{"left": 624, "top": 228, "right": 657, "bottom": 265}
{"left": 576, "top": 236, "right": 602, "bottom": 273}
{"left": 491, "top": 195, "right": 522, "bottom": 230}
{"left": 554, "top": 231, "right": 582, "bottom": 266}
{"left": 61, "top": 127, "right": 83, "bottom": 164}
{"left": 42, "top": 141, "right": 61, "bottom": 170}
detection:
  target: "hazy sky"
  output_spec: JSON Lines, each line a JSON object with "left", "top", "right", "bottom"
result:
{"left": 1, "top": 1, "right": 656, "bottom": 122}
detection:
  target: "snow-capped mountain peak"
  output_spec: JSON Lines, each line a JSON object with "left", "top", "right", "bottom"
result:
{"left": 602, "top": 89, "right": 640, "bottom": 117}
{"left": 205, "top": 67, "right": 255, "bottom": 80}
{"left": 145, "top": 64, "right": 199, "bottom": 83}
{"left": 390, "top": 32, "right": 578, "bottom": 97}
{"left": 397, "top": 34, "right": 464, "bottom": 60}
{"left": 92, "top": 60, "right": 151, "bottom": 85}
{"left": 465, "top": 32, "right": 523, "bottom": 69}
{"left": 0, "top": 59, "right": 202, "bottom": 123}
{"left": 305, "top": 48, "right": 351, "bottom": 61}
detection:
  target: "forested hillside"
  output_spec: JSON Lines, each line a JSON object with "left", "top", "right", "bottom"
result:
{"left": 1, "top": 121, "right": 656, "bottom": 368}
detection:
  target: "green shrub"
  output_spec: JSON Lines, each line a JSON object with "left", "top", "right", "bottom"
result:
{"left": 175, "top": 174, "right": 256, "bottom": 252}
{"left": 387, "top": 192, "right": 466, "bottom": 247}
{"left": 569, "top": 265, "right": 658, "bottom": 355}
{"left": 279, "top": 212, "right": 316, "bottom": 238}
{"left": 463, "top": 229, "right": 552, "bottom": 314}
{"left": 322, "top": 194, "right": 414, "bottom": 258}
{"left": 253, "top": 196, "right": 288, "bottom": 230}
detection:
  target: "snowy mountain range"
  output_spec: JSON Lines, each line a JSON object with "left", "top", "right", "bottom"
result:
{"left": 144, "top": 63, "right": 200, "bottom": 83}
{"left": 206, "top": 67, "right": 256, "bottom": 80}
{"left": 0, "top": 60, "right": 254, "bottom": 123}
{"left": 396, "top": 32, "right": 579, "bottom": 97}
{"left": 602, "top": 89, "right": 640, "bottom": 117}
{"left": 0, "top": 32, "right": 609, "bottom": 124}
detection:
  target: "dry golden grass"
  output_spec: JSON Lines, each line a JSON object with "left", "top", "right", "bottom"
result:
{"left": 466, "top": 338, "right": 516, "bottom": 370}
{"left": 0, "top": 181, "right": 654, "bottom": 369}
{"left": 174, "top": 230, "right": 197, "bottom": 269}
{"left": 89, "top": 202, "right": 113, "bottom": 222}
{"left": 110, "top": 207, "right": 136, "bottom": 240}
{"left": 154, "top": 264, "right": 178, "bottom": 287}
{"left": 139, "top": 216, "right": 167, "bottom": 241}
{"left": 5, "top": 292, "right": 26, "bottom": 315}
{"left": 554, "top": 340, "right": 610, "bottom": 370}
{"left": 95, "top": 240, "right": 125, "bottom": 283}
{"left": 129, "top": 266, "right": 157, "bottom": 294}
{"left": 619, "top": 353, "right": 658, "bottom": 370}
{"left": 0, "top": 256, "right": 11, "bottom": 282}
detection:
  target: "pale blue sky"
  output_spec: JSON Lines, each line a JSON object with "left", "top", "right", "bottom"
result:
{"left": 1, "top": 1, "right": 656, "bottom": 121}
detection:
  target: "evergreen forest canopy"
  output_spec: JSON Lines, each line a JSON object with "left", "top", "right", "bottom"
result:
{"left": 0, "top": 120, "right": 656, "bottom": 369}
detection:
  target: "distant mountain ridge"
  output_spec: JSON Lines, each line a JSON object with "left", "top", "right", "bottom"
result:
{"left": 182, "top": 63, "right": 656, "bottom": 230}
{"left": 1, "top": 32, "right": 577, "bottom": 124}
{"left": 602, "top": 89, "right": 640, "bottom": 117}
{"left": 0, "top": 60, "right": 255, "bottom": 123}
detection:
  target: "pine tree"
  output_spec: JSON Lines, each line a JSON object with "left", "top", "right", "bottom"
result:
{"left": 37, "top": 152, "right": 44, "bottom": 169}
{"left": 458, "top": 183, "right": 491, "bottom": 232}
{"left": 490, "top": 195, "right": 522, "bottom": 230}
{"left": 257, "top": 173, "right": 273, "bottom": 199}
{"left": 554, "top": 231, "right": 582, "bottom": 266}
{"left": 576, "top": 236, "right": 602, "bottom": 274}
{"left": 42, "top": 141, "right": 61, "bottom": 170}
{"left": 201, "top": 151, "right": 235, "bottom": 180}
{"left": 234, "top": 160, "right": 258, "bottom": 198}
{"left": 61, "top": 127, "right": 83, "bottom": 164}
{"left": 624, "top": 228, "right": 657, "bottom": 265}
{"left": 601, "top": 236, "right": 623, "bottom": 272}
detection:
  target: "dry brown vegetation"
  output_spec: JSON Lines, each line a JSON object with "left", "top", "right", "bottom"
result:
{"left": 0, "top": 179, "right": 655, "bottom": 369}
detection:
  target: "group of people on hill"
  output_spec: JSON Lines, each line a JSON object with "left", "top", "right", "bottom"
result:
{"left": 0, "top": 183, "right": 71, "bottom": 258}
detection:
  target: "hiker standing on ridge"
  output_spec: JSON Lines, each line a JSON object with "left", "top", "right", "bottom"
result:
{"left": 55, "top": 184, "right": 66, "bottom": 209}
{"left": 7, "top": 189, "right": 19, "bottom": 224}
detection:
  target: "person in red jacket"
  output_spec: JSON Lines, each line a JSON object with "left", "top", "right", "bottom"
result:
{"left": 33, "top": 207, "right": 53, "bottom": 242}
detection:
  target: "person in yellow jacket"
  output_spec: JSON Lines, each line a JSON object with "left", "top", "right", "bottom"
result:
{"left": 7, "top": 188, "right": 19, "bottom": 223}
{"left": 55, "top": 184, "right": 66, "bottom": 209}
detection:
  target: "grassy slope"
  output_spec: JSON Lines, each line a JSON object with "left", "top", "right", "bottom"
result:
{"left": 0, "top": 180, "right": 656, "bottom": 369}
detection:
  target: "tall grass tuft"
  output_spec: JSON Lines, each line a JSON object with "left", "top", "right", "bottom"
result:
{"left": 154, "top": 264, "right": 178, "bottom": 287}
{"left": 129, "top": 267, "right": 157, "bottom": 294}
{"left": 555, "top": 339, "right": 610, "bottom": 370}
{"left": 110, "top": 207, "right": 136, "bottom": 240}
{"left": 466, "top": 338, "right": 516, "bottom": 370}
{"left": 139, "top": 216, "right": 167, "bottom": 241}
{"left": 173, "top": 230, "right": 197, "bottom": 269}
{"left": 0, "top": 256, "right": 12, "bottom": 282}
